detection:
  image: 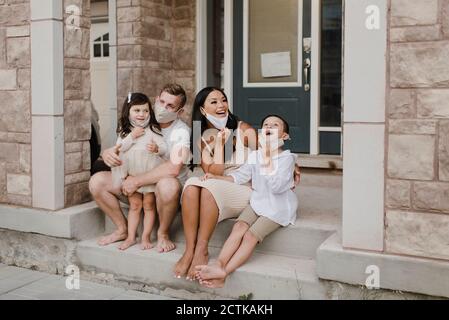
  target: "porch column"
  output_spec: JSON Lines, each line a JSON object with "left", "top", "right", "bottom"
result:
{"left": 31, "top": 0, "right": 65, "bottom": 210}
{"left": 342, "top": 0, "right": 387, "bottom": 251}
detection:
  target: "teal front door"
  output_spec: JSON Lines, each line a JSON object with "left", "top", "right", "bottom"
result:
{"left": 233, "top": 0, "right": 311, "bottom": 153}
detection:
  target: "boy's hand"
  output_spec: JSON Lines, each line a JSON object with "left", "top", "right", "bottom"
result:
{"left": 201, "top": 173, "right": 216, "bottom": 181}
{"left": 292, "top": 164, "right": 301, "bottom": 190}
{"left": 131, "top": 127, "right": 145, "bottom": 140}
{"left": 147, "top": 138, "right": 159, "bottom": 154}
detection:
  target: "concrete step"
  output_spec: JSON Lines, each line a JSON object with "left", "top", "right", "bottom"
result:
{"left": 76, "top": 239, "right": 327, "bottom": 300}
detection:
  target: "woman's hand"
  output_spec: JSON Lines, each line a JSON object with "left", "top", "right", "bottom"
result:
{"left": 291, "top": 164, "right": 301, "bottom": 190}
{"left": 216, "top": 128, "right": 231, "bottom": 145}
{"left": 131, "top": 127, "right": 145, "bottom": 140}
{"left": 102, "top": 144, "right": 122, "bottom": 168}
{"left": 200, "top": 173, "right": 217, "bottom": 181}
{"left": 146, "top": 138, "right": 159, "bottom": 154}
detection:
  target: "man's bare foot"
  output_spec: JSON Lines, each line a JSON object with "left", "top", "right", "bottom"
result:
{"left": 118, "top": 238, "right": 136, "bottom": 250}
{"left": 173, "top": 251, "right": 194, "bottom": 279}
{"left": 97, "top": 230, "right": 127, "bottom": 246}
{"left": 197, "top": 264, "right": 227, "bottom": 281}
{"left": 199, "top": 278, "right": 226, "bottom": 289}
{"left": 140, "top": 240, "right": 154, "bottom": 250}
{"left": 157, "top": 234, "right": 176, "bottom": 253}
{"left": 187, "top": 243, "right": 209, "bottom": 281}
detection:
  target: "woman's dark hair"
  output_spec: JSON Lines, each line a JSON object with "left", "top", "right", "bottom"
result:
{"left": 190, "top": 87, "right": 239, "bottom": 169}
{"left": 117, "top": 92, "right": 162, "bottom": 138}
{"left": 261, "top": 114, "right": 290, "bottom": 134}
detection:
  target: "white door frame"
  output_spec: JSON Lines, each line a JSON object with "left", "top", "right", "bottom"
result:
{"left": 195, "top": 0, "right": 322, "bottom": 155}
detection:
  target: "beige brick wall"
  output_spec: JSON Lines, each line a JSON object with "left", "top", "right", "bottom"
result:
{"left": 386, "top": 0, "right": 449, "bottom": 260}
{"left": 116, "top": 0, "right": 196, "bottom": 122}
{"left": 64, "top": 0, "right": 92, "bottom": 207}
{"left": 0, "top": 0, "right": 31, "bottom": 207}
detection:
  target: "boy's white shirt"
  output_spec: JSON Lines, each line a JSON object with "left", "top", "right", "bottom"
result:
{"left": 229, "top": 149, "right": 298, "bottom": 227}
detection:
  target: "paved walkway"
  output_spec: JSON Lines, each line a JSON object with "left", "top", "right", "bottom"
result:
{"left": 0, "top": 264, "right": 175, "bottom": 300}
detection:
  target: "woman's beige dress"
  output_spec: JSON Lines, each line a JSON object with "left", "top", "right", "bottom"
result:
{"left": 183, "top": 122, "right": 253, "bottom": 222}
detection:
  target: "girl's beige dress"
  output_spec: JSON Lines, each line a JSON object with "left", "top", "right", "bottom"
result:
{"left": 112, "top": 128, "right": 167, "bottom": 193}
{"left": 183, "top": 122, "right": 253, "bottom": 222}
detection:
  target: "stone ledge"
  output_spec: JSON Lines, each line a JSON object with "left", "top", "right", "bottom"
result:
{"left": 316, "top": 233, "right": 449, "bottom": 298}
{"left": 0, "top": 201, "right": 104, "bottom": 240}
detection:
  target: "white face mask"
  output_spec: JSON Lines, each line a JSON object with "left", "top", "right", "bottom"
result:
{"left": 258, "top": 131, "right": 285, "bottom": 151}
{"left": 129, "top": 116, "right": 150, "bottom": 129}
{"left": 202, "top": 109, "right": 229, "bottom": 130}
{"left": 154, "top": 101, "right": 179, "bottom": 124}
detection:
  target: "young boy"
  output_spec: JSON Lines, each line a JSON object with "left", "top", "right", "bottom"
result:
{"left": 194, "top": 115, "right": 298, "bottom": 288}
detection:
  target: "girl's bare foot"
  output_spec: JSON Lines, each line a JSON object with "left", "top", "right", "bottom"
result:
{"left": 197, "top": 264, "right": 227, "bottom": 281}
{"left": 199, "top": 278, "right": 226, "bottom": 289}
{"left": 157, "top": 234, "right": 176, "bottom": 253}
{"left": 173, "top": 251, "right": 194, "bottom": 279}
{"left": 140, "top": 240, "right": 154, "bottom": 250}
{"left": 118, "top": 238, "right": 136, "bottom": 250}
{"left": 98, "top": 230, "right": 127, "bottom": 246}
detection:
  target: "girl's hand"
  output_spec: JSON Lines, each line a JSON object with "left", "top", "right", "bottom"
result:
{"left": 201, "top": 173, "right": 216, "bottom": 181}
{"left": 131, "top": 127, "right": 145, "bottom": 140}
{"left": 147, "top": 138, "right": 159, "bottom": 154}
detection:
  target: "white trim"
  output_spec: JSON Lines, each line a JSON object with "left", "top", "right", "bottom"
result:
{"left": 195, "top": 0, "right": 207, "bottom": 92}
{"left": 224, "top": 0, "right": 233, "bottom": 111}
{"left": 310, "top": 0, "right": 321, "bottom": 155}
{"left": 319, "top": 127, "right": 342, "bottom": 132}
{"left": 108, "top": 0, "right": 118, "bottom": 149}
{"left": 242, "top": 0, "right": 303, "bottom": 88}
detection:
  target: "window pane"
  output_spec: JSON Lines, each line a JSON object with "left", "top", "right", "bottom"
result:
{"left": 320, "top": 0, "right": 342, "bottom": 127}
{"left": 94, "top": 36, "right": 101, "bottom": 42}
{"left": 103, "top": 43, "right": 109, "bottom": 57}
{"left": 94, "top": 43, "right": 101, "bottom": 57}
{"left": 248, "top": 0, "right": 299, "bottom": 83}
{"left": 103, "top": 33, "right": 109, "bottom": 41}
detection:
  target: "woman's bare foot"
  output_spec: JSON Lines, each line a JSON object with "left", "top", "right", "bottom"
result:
{"left": 187, "top": 242, "right": 209, "bottom": 281}
{"left": 173, "top": 251, "right": 194, "bottom": 279}
{"left": 199, "top": 278, "right": 226, "bottom": 289}
{"left": 140, "top": 240, "right": 154, "bottom": 250}
{"left": 157, "top": 234, "right": 176, "bottom": 253}
{"left": 118, "top": 238, "right": 136, "bottom": 250}
{"left": 97, "top": 230, "right": 127, "bottom": 246}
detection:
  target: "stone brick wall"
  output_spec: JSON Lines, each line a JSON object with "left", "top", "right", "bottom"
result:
{"left": 0, "top": 0, "right": 31, "bottom": 207}
{"left": 64, "top": 0, "right": 92, "bottom": 207}
{"left": 116, "top": 0, "right": 196, "bottom": 122}
{"left": 386, "top": 0, "right": 449, "bottom": 260}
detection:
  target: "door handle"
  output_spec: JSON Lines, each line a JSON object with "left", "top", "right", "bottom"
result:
{"left": 304, "top": 58, "right": 311, "bottom": 92}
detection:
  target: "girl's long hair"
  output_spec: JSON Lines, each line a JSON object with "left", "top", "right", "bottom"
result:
{"left": 190, "top": 87, "right": 239, "bottom": 170}
{"left": 117, "top": 93, "right": 162, "bottom": 139}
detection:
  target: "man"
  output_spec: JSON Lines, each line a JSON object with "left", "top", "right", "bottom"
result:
{"left": 89, "top": 84, "right": 191, "bottom": 253}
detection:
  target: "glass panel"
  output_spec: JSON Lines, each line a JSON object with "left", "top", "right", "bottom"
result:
{"left": 248, "top": 0, "right": 299, "bottom": 83}
{"left": 207, "top": 0, "right": 224, "bottom": 88}
{"left": 103, "top": 33, "right": 109, "bottom": 41}
{"left": 103, "top": 43, "right": 109, "bottom": 57}
{"left": 93, "top": 43, "right": 102, "bottom": 57}
{"left": 320, "top": 0, "right": 342, "bottom": 127}
{"left": 94, "top": 36, "right": 101, "bottom": 42}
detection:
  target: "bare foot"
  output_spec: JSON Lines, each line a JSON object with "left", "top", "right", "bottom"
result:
{"left": 118, "top": 238, "right": 136, "bottom": 250}
{"left": 97, "top": 230, "right": 127, "bottom": 246}
{"left": 197, "top": 264, "right": 227, "bottom": 281}
{"left": 173, "top": 251, "right": 194, "bottom": 279}
{"left": 187, "top": 247, "right": 209, "bottom": 281}
{"left": 157, "top": 234, "right": 176, "bottom": 253}
{"left": 140, "top": 240, "right": 154, "bottom": 250}
{"left": 199, "top": 278, "right": 226, "bottom": 288}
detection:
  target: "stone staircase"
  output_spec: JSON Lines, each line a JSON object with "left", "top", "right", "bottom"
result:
{"left": 75, "top": 169, "right": 343, "bottom": 299}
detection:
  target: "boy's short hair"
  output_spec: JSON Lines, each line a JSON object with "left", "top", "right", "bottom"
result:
{"left": 160, "top": 83, "right": 187, "bottom": 109}
{"left": 261, "top": 114, "right": 290, "bottom": 134}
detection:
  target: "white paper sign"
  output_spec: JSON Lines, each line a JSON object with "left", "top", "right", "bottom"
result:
{"left": 261, "top": 51, "right": 292, "bottom": 78}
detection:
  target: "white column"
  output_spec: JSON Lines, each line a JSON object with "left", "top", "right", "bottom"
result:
{"left": 108, "top": 0, "right": 118, "bottom": 149}
{"left": 342, "top": 0, "right": 387, "bottom": 251}
{"left": 31, "top": 0, "right": 64, "bottom": 210}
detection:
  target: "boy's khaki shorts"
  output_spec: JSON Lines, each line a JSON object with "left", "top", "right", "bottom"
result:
{"left": 237, "top": 205, "right": 281, "bottom": 242}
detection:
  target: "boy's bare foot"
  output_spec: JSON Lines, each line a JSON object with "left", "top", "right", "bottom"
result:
{"left": 118, "top": 238, "right": 136, "bottom": 250}
{"left": 140, "top": 240, "right": 154, "bottom": 250}
{"left": 173, "top": 251, "right": 194, "bottom": 279}
{"left": 156, "top": 234, "right": 176, "bottom": 253}
{"left": 97, "top": 230, "right": 127, "bottom": 246}
{"left": 199, "top": 278, "right": 226, "bottom": 289}
{"left": 197, "top": 264, "right": 227, "bottom": 281}
{"left": 187, "top": 242, "right": 209, "bottom": 281}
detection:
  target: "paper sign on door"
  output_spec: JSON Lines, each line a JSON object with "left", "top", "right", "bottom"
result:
{"left": 261, "top": 51, "right": 292, "bottom": 78}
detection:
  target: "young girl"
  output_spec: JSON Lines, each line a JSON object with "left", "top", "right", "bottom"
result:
{"left": 194, "top": 115, "right": 298, "bottom": 288}
{"left": 111, "top": 92, "right": 167, "bottom": 251}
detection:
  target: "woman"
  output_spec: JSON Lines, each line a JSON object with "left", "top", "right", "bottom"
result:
{"left": 173, "top": 87, "right": 257, "bottom": 280}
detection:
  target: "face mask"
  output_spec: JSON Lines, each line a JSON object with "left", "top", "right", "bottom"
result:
{"left": 258, "top": 132, "right": 285, "bottom": 151}
{"left": 129, "top": 116, "right": 150, "bottom": 129}
{"left": 202, "top": 109, "right": 229, "bottom": 130}
{"left": 154, "top": 101, "right": 179, "bottom": 124}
